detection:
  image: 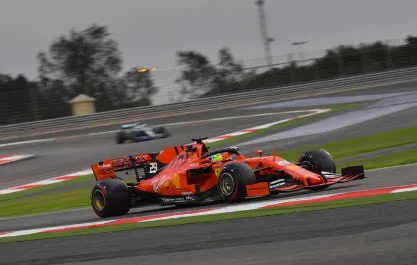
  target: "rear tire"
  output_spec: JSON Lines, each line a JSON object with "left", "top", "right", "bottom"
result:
{"left": 116, "top": 131, "right": 125, "bottom": 144}
{"left": 91, "top": 178, "right": 130, "bottom": 218}
{"left": 298, "top": 149, "right": 336, "bottom": 190}
{"left": 153, "top": 126, "right": 170, "bottom": 137}
{"left": 217, "top": 162, "right": 257, "bottom": 202}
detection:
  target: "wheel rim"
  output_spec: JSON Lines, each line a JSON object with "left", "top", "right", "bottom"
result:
{"left": 219, "top": 173, "right": 235, "bottom": 196}
{"left": 92, "top": 189, "right": 106, "bottom": 211}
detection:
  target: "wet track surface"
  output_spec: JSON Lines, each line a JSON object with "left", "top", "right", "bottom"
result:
{"left": 240, "top": 104, "right": 417, "bottom": 154}
{"left": 1, "top": 82, "right": 417, "bottom": 264}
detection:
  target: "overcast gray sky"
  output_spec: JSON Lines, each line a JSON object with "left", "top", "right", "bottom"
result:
{"left": 1, "top": 0, "right": 417, "bottom": 103}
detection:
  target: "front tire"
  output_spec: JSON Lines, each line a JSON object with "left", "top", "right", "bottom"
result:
{"left": 298, "top": 149, "right": 336, "bottom": 190}
{"left": 217, "top": 162, "right": 257, "bottom": 202}
{"left": 91, "top": 178, "right": 130, "bottom": 218}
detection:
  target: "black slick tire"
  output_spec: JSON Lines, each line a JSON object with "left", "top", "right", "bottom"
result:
{"left": 298, "top": 149, "right": 336, "bottom": 190}
{"left": 217, "top": 162, "right": 257, "bottom": 202}
{"left": 116, "top": 131, "right": 125, "bottom": 144}
{"left": 91, "top": 178, "right": 130, "bottom": 218}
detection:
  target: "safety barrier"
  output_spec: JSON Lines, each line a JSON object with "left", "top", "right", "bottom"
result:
{"left": 1, "top": 66, "right": 417, "bottom": 140}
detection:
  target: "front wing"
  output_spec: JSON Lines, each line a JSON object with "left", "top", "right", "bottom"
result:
{"left": 245, "top": 165, "right": 366, "bottom": 196}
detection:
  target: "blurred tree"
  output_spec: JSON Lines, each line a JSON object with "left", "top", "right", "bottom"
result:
{"left": 35, "top": 23, "right": 158, "bottom": 113}
{"left": 120, "top": 67, "right": 159, "bottom": 106}
{"left": 405, "top": 36, "right": 417, "bottom": 66}
{"left": 175, "top": 48, "right": 255, "bottom": 96}
{"left": 36, "top": 24, "right": 123, "bottom": 99}
{"left": 233, "top": 35, "right": 417, "bottom": 94}
{"left": 36, "top": 78, "right": 71, "bottom": 119}
{"left": 175, "top": 50, "right": 217, "bottom": 97}
{"left": 0, "top": 74, "right": 39, "bottom": 125}
{"left": 208, "top": 47, "right": 246, "bottom": 95}
{"left": 5, "top": 33, "right": 417, "bottom": 126}
{"left": 217, "top": 47, "right": 245, "bottom": 81}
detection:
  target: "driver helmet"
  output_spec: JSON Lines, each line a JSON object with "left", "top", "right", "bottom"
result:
{"left": 209, "top": 152, "right": 232, "bottom": 163}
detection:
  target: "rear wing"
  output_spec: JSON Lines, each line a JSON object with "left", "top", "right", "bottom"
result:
{"left": 91, "top": 162, "right": 116, "bottom": 181}
{"left": 91, "top": 144, "right": 198, "bottom": 182}
{"left": 91, "top": 154, "right": 154, "bottom": 181}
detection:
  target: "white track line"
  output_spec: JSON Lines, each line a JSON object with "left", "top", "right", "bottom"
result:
{"left": 0, "top": 138, "right": 55, "bottom": 148}
{"left": 0, "top": 169, "right": 93, "bottom": 195}
{"left": 87, "top": 109, "right": 329, "bottom": 136}
{"left": 1, "top": 183, "right": 416, "bottom": 239}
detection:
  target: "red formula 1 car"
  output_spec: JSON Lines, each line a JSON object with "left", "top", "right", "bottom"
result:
{"left": 90, "top": 137, "right": 365, "bottom": 218}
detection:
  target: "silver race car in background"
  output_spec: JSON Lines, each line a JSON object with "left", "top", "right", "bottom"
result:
{"left": 115, "top": 122, "right": 171, "bottom": 144}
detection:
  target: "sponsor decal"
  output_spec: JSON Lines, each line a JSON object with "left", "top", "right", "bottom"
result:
{"left": 161, "top": 197, "right": 176, "bottom": 203}
{"left": 276, "top": 160, "right": 290, "bottom": 166}
{"left": 172, "top": 173, "right": 181, "bottom": 189}
{"left": 321, "top": 171, "right": 337, "bottom": 178}
{"left": 99, "top": 164, "right": 114, "bottom": 174}
{"left": 152, "top": 175, "right": 169, "bottom": 193}
{"left": 214, "top": 168, "right": 221, "bottom": 176}
{"left": 189, "top": 163, "right": 199, "bottom": 168}
{"left": 161, "top": 195, "right": 195, "bottom": 203}
{"left": 269, "top": 179, "right": 286, "bottom": 189}
{"left": 184, "top": 195, "right": 195, "bottom": 200}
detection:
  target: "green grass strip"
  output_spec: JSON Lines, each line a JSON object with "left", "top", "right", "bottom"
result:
{"left": 337, "top": 148, "right": 417, "bottom": 172}
{"left": 3, "top": 124, "right": 417, "bottom": 218}
{"left": 0, "top": 188, "right": 91, "bottom": 218}
{"left": 1, "top": 190, "right": 416, "bottom": 244}
{"left": 0, "top": 175, "right": 93, "bottom": 201}
{"left": 276, "top": 125, "right": 417, "bottom": 163}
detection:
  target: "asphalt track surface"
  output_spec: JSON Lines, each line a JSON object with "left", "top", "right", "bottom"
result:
{"left": 0, "top": 107, "right": 303, "bottom": 144}
{"left": 1, "top": 199, "right": 416, "bottom": 265}
{"left": 1, "top": 81, "right": 417, "bottom": 264}
{"left": 2, "top": 85, "right": 417, "bottom": 189}
{"left": 0, "top": 111, "right": 310, "bottom": 188}
{"left": 1, "top": 81, "right": 417, "bottom": 189}
{"left": 241, "top": 103, "right": 417, "bottom": 154}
